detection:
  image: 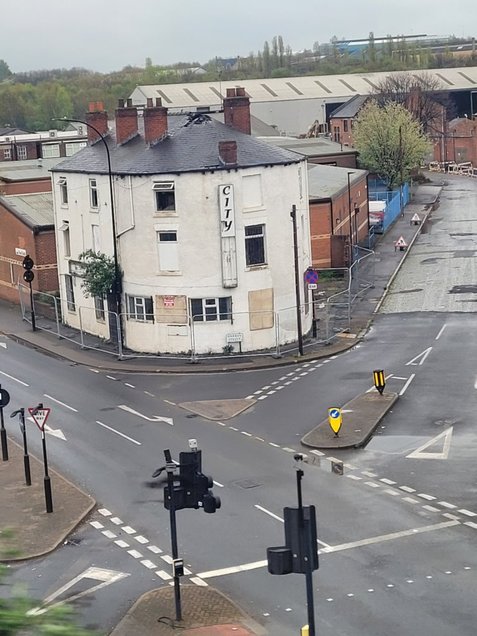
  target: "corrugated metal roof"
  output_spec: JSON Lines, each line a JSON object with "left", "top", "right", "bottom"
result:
{"left": 258, "top": 135, "right": 357, "bottom": 157}
{"left": 1, "top": 192, "right": 53, "bottom": 228}
{"left": 130, "top": 66, "right": 477, "bottom": 109}
{"left": 52, "top": 115, "right": 302, "bottom": 176}
{"left": 307, "top": 164, "right": 367, "bottom": 200}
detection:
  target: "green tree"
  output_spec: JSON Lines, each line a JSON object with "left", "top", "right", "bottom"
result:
{"left": 0, "top": 59, "right": 12, "bottom": 81}
{"left": 353, "top": 100, "right": 430, "bottom": 189}
{"left": 78, "top": 250, "right": 117, "bottom": 298}
{"left": 262, "top": 41, "right": 271, "bottom": 76}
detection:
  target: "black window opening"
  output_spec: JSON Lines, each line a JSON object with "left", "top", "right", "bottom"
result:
{"left": 245, "top": 224, "right": 266, "bottom": 266}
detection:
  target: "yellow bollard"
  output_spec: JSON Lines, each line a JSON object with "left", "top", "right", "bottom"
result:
{"left": 301, "top": 625, "right": 309, "bottom": 636}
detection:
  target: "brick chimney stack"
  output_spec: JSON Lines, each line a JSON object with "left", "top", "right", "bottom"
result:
{"left": 115, "top": 98, "right": 138, "bottom": 145}
{"left": 144, "top": 97, "right": 168, "bottom": 145}
{"left": 223, "top": 87, "right": 251, "bottom": 135}
{"left": 218, "top": 140, "right": 238, "bottom": 166}
{"left": 86, "top": 101, "right": 109, "bottom": 144}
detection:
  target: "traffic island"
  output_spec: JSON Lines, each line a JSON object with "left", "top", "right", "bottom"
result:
{"left": 111, "top": 585, "right": 265, "bottom": 636}
{"left": 301, "top": 391, "right": 399, "bottom": 449}
{"left": 0, "top": 440, "right": 95, "bottom": 560}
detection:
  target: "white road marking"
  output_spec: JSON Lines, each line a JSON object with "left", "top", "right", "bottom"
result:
{"left": 0, "top": 370, "right": 28, "bottom": 386}
{"left": 459, "top": 509, "right": 477, "bottom": 517}
{"left": 213, "top": 480, "right": 224, "bottom": 488}
{"left": 190, "top": 576, "right": 208, "bottom": 586}
{"left": 90, "top": 521, "right": 104, "bottom": 529}
{"left": 435, "top": 324, "right": 447, "bottom": 340}
{"left": 310, "top": 449, "right": 325, "bottom": 456}
{"left": 392, "top": 376, "right": 407, "bottom": 380}
{"left": 402, "top": 497, "right": 419, "bottom": 504}
{"left": 418, "top": 493, "right": 437, "bottom": 501}
{"left": 443, "top": 513, "right": 461, "bottom": 520}
{"left": 111, "top": 517, "right": 123, "bottom": 525}
{"left": 438, "top": 501, "right": 457, "bottom": 509}
{"left": 135, "top": 535, "right": 149, "bottom": 544}
{"left": 399, "top": 486, "right": 416, "bottom": 493}
{"left": 98, "top": 508, "right": 112, "bottom": 516}
{"left": 406, "top": 347, "right": 432, "bottom": 366}
{"left": 423, "top": 505, "right": 440, "bottom": 513}
{"left": 27, "top": 567, "right": 129, "bottom": 616}
{"left": 144, "top": 391, "right": 155, "bottom": 397}
{"left": 148, "top": 545, "right": 162, "bottom": 554}
{"left": 114, "top": 540, "right": 129, "bottom": 548}
{"left": 96, "top": 420, "right": 141, "bottom": 445}
{"left": 89, "top": 369, "right": 99, "bottom": 373}
{"left": 254, "top": 504, "right": 283, "bottom": 523}
{"left": 124, "top": 383, "right": 135, "bottom": 388}
{"left": 197, "top": 560, "right": 268, "bottom": 579}
{"left": 380, "top": 478, "right": 397, "bottom": 485}
{"left": 365, "top": 481, "right": 380, "bottom": 488}
{"left": 241, "top": 431, "right": 252, "bottom": 436}
{"left": 406, "top": 427, "right": 453, "bottom": 460}
{"left": 122, "top": 526, "right": 136, "bottom": 534}
{"left": 43, "top": 394, "right": 78, "bottom": 412}
{"left": 384, "top": 489, "right": 400, "bottom": 496}
{"left": 118, "top": 404, "right": 173, "bottom": 426}
{"left": 102, "top": 530, "right": 117, "bottom": 539}
{"left": 399, "top": 373, "right": 416, "bottom": 395}
{"left": 361, "top": 471, "right": 377, "bottom": 478}
{"left": 163, "top": 399, "right": 176, "bottom": 406}
{"left": 156, "top": 570, "right": 172, "bottom": 580}
{"left": 140, "top": 560, "right": 156, "bottom": 569}
{"left": 464, "top": 522, "right": 477, "bottom": 530}
{"left": 257, "top": 396, "right": 267, "bottom": 400}
{"left": 161, "top": 555, "right": 174, "bottom": 564}
{"left": 127, "top": 550, "right": 143, "bottom": 559}
{"left": 229, "top": 426, "right": 238, "bottom": 431}
{"left": 106, "top": 375, "right": 117, "bottom": 380}
{"left": 320, "top": 520, "right": 460, "bottom": 554}
{"left": 346, "top": 474, "right": 362, "bottom": 481}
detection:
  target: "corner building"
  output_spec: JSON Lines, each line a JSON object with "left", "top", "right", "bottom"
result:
{"left": 51, "top": 89, "right": 312, "bottom": 355}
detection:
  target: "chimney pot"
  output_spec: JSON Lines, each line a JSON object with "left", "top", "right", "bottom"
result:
{"left": 144, "top": 101, "right": 168, "bottom": 145}
{"left": 223, "top": 86, "right": 251, "bottom": 135}
{"left": 115, "top": 102, "right": 139, "bottom": 145}
{"left": 86, "top": 102, "right": 109, "bottom": 143}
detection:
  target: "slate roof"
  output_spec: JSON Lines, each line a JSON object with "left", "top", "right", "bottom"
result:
{"left": 0, "top": 192, "right": 54, "bottom": 229}
{"left": 329, "top": 95, "right": 369, "bottom": 119}
{"left": 51, "top": 115, "right": 302, "bottom": 177}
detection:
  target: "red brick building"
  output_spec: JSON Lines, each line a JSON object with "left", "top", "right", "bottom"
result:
{"left": 432, "top": 117, "right": 477, "bottom": 165}
{"left": 308, "top": 165, "right": 369, "bottom": 268}
{"left": 329, "top": 95, "right": 369, "bottom": 147}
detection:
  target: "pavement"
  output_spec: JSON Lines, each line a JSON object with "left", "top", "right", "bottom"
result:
{"left": 0, "top": 178, "right": 443, "bottom": 635}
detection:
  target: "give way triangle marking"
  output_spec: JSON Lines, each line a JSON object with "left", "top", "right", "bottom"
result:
{"left": 406, "top": 427, "right": 453, "bottom": 460}
{"left": 27, "top": 567, "right": 129, "bottom": 616}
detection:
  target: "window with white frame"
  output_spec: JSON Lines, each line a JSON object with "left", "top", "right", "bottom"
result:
{"left": 92, "top": 224, "right": 100, "bottom": 252}
{"left": 157, "top": 230, "right": 179, "bottom": 271}
{"left": 190, "top": 297, "right": 232, "bottom": 322}
{"left": 94, "top": 295, "right": 105, "bottom": 321}
{"left": 65, "top": 141, "right": 87, "bottom": 156}
{"left": 153, "top": 181, "right": 175, "bottom": 211}
{"left": 58, "top": 177, "right": 68, "bottom": 205}
{"left": 59, "top": 221, "right": 71, "bottom": 257}
{"left": 42, "top": 144, "right": 60, "bottom": 158}
{"left": 16, "top": 145, "right": 27, "bottom": 160}
{"left": 245, "top": 224, "right": 266, "bottom": 266}
{"left": 3, "top": 148, "right": 11, "bottom": 160}
{"left": 89, "top": 178, "right": 99, "bottom": 209}
{"left": 65, "top": 274, "right": 75, "bottom": 311}
{"left": 127, "top": 295, "right": 154, "bottom": 322}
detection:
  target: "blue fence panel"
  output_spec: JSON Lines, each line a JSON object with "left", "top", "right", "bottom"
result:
{"left": 369, "top": 182, "right": 410, "bottom": 234}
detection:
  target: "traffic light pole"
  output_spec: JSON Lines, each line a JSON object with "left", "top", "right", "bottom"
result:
{"left": 296, "top": 466, "right": 316, "bottom": 636}
{"left": 28, "top": 279, "right": 36, "bottom": 332}
{"left": 164, "top": 449, "right": 182, "bottom": 623}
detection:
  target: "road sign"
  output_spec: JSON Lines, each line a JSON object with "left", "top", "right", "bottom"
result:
{"left": 0, "top": 388, "right": 10, "bottom": 408}
{"left": 28, "top": 407, "right": 51, "bottom": 431}
{"left": 373, "top": 369, "right": 386, "bottom": 395}
{"left": 308, "top": 283, "right": 318, "bottom": 290}
{"left": 328, "top": 407, "right": 342, "bottom": 436}
{"left": 304, "top": 269, "right": 319, "bottom": 285}
{"left": 411, "top": 213, "right": 421, "bottom": 225}
{"left": 394, "top": 236, "right": 408, "bottom": 251}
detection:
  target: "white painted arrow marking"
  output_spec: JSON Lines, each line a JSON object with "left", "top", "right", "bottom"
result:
{"left": 118, "top": 404, "right": 173, "bottom": 426}
{"left": 0, "top": 342, "right": 7, "bottom": 349}
{"left": 406, "top": 347, "right": 432, "bottom": 366}
{"left": 406, "top": 427, "right": 453, "bottom": 460}
{"left": 26, "top": 417, "right": 66, "bottom": 441}
{"left": 27, "top": 567, "right": 129, "bottom": 616}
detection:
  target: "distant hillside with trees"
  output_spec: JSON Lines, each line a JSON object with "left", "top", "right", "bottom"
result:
{"left": 0, "top": 32, "right": 476, "bottom": 131}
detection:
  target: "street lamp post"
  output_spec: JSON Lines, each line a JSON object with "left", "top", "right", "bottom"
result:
{"left": 290, "top": 205, "right": 304, "bottom": 356}
{"left": 53, "top": 117, "right": 122, "bottom": 346}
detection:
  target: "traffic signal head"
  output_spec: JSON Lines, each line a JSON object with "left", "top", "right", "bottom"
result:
{"left": 23, "top": 270, "right": 34, "bottom": 283}
{"left": 203, "top": 492, "right": 221, "bottom": 514}
{"left": 23, "top": 255, "right": 34, "bottom": 270}
{"left": 22, "top": 255, "right": 35, "bottom": 283}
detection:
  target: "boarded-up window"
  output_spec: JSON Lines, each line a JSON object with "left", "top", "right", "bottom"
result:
{"left": 155, "top": 294, "right": 188, "bottom": 324}
{"left": 242, "top": 174, "right": 263, "bottom": 209}
{"left": 248, "top": 288, "right": 274, "bottom": 330}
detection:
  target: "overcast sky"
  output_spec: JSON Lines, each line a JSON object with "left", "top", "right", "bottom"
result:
{"left": 6, "top": 0, "right": 477, "bottom": 73}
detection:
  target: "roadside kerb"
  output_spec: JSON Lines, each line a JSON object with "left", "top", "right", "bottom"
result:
{"left": 301, "top": 391, "right": 399, "bottom": 450}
